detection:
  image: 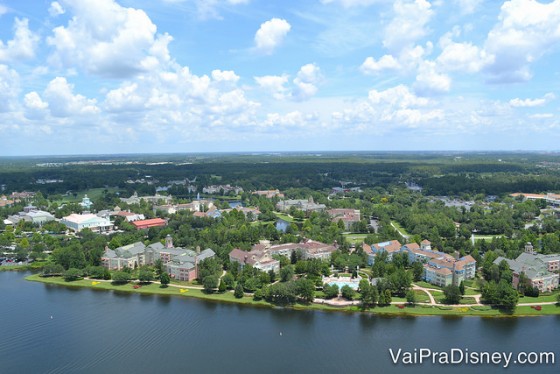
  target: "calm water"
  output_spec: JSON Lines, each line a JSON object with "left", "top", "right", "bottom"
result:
{"left": 1, "top": 271, "right": 559, "bottom": 374}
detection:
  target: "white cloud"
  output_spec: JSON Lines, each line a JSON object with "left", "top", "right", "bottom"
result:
{"left": 456, "top": 0, "right": 483, "bottom": 14}
{"left": 530, "top": 113, "right": 554, "bottom": 119}
{"left": 361, "top": 55, "right": 401, "bottom": 74}
{"left": 414, "top": 61, "right": 451, "bottom": 95}
{"left": 509, "top": 93, "right": 555, "bottom": 107}
{"left": 263, "top": 111, "right": 318, "bottom": 129}
{"left": 0, "top": 65, "right": 19, "bottom": 112}
{"left": 0, "top": 18, "right": 39, "bottom": 62}
{"left": 211, "top": 69, "right": 240, "bottom": 84}
{"left": 24, "top": 92, "right": 49, "bottom": 119}
{"left": 293, "top": 63, "right": 322, "bottom": 101}
{"left": 47, "top": 0, "right": 172, "bottom": 78}
{"left": 254, "top": 18, "right": 291, "bottom": 55}
{"left": 254, "top": 74, "right": 289, "bottom": 100}
{"left": 484, "top": 0, "right": 560, "bottom": 83}
{"left": 383, "top": 0, "right": 434, "bottom": 53}
{"left": 436, "top": 34, "right": 492, "bottom": 73}
{"left": 49, "top": 1, "right": 65, "bottom": 16}
{"left": 0, "top": 5, "right": 8, "bottom": 16}
{"left": 320, "top": 0, "right": 383, "bottom": 7}
{"left": 104, "top": 83, "right": 145, "bottom": 112}
{"left": 43, "top": 77, "right": 99, "bottom": 117}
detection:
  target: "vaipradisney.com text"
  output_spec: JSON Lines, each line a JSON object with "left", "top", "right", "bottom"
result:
{"left": 389, "top": 348, "right": 555, "bottom": 368}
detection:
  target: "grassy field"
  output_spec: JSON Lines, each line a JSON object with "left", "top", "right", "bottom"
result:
{"left": 272, "top": 212, "right": 299, "bottom": 223}
{"left": 472, "top": 234, "right": 504, "bottom": 241}
{"left": 342, "top": 233, "right": 368, "bottom": 245}
{"left": 51, "top": 187, "right": 121, "bottom": 204}
{"left": 26, "top": 274, "right": 560, "bottom": 317}
{"left": 414, "top": 281, "right": 443, "bottom": 290}
{"left": 26, "top": 274, "right": 270, "bottom": 306}
{"left": 518, "top": 292, "right": 560, "bottom": 303}
{"left": 391, "top": 221, "right": 410, "bottom": 237}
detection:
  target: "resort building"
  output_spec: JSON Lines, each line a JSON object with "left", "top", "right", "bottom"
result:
{"left": 367, "top": 240, "right": 402, "bottom": 265}
{"left": 132, "top": 218, "right": 167, "bottom": 230}
{"left": 60, "top": 213, "right": 113, "bottom": 233}
{"left": 120, "top": 192, "right": 173, "bottom": 205}
{"left": 229, "top": 247, "right": 280, "bottom": 273}
{"left": 510, "top": 193, "right": 560, "bottom": 207}
{"left": 494, "top": 243, "right": 560, "bottom": 293}
{"left": 4, "top": 208, "right": 55, "bottom": 226}
{"left": 101, "top": 236, "right": 216, "bottom": 281}
{"left": 327, "top": 209, "right": 361, "bottom": 231}
{"left": 222, "top": 206, "right": 261, "bottom": 220}
{"left": 0, "top": 195, "right": 15, "bottom": 207}
{"left": 252, "top": 190, "right": 284, "bottom": 199}
{"left": 251, "top": 239, "right": 338, "bottom": 261}
{"left": 79, "top": 195, "right": 93, "bottom": 210}
{"left": 276, "top": 197, "right": 326, "bottom": 214}
{"left": 202, "top": 185, "right": 243, "bottom": 195}
{"left": 368, "top": 239, "right": 477, "bottom": 287}
{"left": 423, "top": 255, "right": 476, "bottom": 287}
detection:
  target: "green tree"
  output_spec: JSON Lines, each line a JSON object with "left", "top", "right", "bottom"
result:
{"left": 412, "top": 261, "right": 424, "bottom": 282}
{"left": 203, "top": 275, "right": 219, "bottom": 293}
{"left": 341, "top": 285, "right": 355, "bottom": 300}
{"left": 443, "top": 285, "right": 462, "bottom": 304}
{"left": 459, "top": 281, "right": 465, "bottom": 296}
{"left": 383, "top": 289, "right": 392, "bottom": 306}
{"left": 234, "top": 283, "right": 244, "bottom": 298}
{"left": 42, "top": 263, "right": 64, "bottom": 277}
{"left": 218, "top": 279, "right": 227, "bottom": 293}
{"left": 160, "top": 272, "right": 171, "bottom": 288}
{"left": 358, "top": 279, "right": 378, "bottom": 309}
{"left": 296, "top": 278, "right": 315, "bottom": 303}
{"left": 222, "top": 273, "right": 235, "bottom": 289}
{"left": 154, "top": 258, "right": 164, "bottom": 277}
{"left": 138, "top": 268, "right": 154, "bottom": 283}
{"left": 112, "top": 271, "right": 131, "bottom": 284}
{"left": 280, "top": 265, "right": 294, "bottom": 282}
{"left": 406, "top": 289, "right": 416, "bottom": 305}
{"left": 63, "top": 268, "right": 83, "bottom": 282}
{"left": 323, "top": 283, "right": 339, "bottom": 299}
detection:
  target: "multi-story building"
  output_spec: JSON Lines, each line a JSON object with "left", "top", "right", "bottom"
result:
{"left": 60, "top": 213, "right": 113, "bottom": 233}
{"left": 494, "top": 243, "right": 560, "bottom": 293}
{"left": 101, "top": 235, "right": 215, "bottom": 281}
{"left": 327, "top": 209, "right": 361, "bottom": 231}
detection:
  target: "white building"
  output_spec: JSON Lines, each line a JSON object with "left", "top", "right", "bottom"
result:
{"left": 60, "top": 213, "right": 113, "bottom": 233}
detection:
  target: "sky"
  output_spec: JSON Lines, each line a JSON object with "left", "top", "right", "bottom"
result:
{"left": 0, "top": 0, "right": 559, "bottom": 156}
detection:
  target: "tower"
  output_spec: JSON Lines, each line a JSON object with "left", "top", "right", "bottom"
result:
{"left": 165, "top": 234, "right": 173, "bottom": 249}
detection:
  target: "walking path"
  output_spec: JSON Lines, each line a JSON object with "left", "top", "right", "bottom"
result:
{"left": 390, "top": 221, "right": 409, "bottom": 240}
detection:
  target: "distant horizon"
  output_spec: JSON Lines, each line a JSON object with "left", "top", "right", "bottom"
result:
{"left": 1, "top": 1, "right": 559, "bottom": 155}
{"left": 2, "top": 149, "right": 560, "bottom": 160}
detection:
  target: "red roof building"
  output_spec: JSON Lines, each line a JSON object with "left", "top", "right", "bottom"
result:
{"left": 132, "top": 218, "right": 167, "bottom": 230}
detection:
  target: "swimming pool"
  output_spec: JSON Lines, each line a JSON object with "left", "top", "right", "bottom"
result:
{"left": 324, "top": 277, "right": 361, "bottom": 290}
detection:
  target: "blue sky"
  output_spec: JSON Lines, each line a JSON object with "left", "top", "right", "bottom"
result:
{"left": 0, "top": 0, "right": 559, "bottom": 155}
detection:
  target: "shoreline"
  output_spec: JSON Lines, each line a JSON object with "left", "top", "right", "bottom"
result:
{"left": 26, "top": 274, "right": 560, "bottom": 317}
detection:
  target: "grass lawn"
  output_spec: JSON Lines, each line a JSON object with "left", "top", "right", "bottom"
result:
{"left": 518, "top": 292, "right": 560, "bottom": 303}
{"left": 414, "top": 290, "right": 431, "bottom": 303}
{"left": 272, "top": 212, "right": 299, "bottom": 223}
{"left": 26, "top": 274, "right": 270, "bottom": 306}
{"left": 343, "top": 233, "right": 368, "bottom": 245}
{"left": 25, "top": 274, "right": 560, "bottom": 317}
{"left": 464, "top": 288, "right": 480, "bottom": 296}
{"left": 51, "top": 187, "right": 121, "bottom": 204}
{"left": 459, "top": 297, "right": 477, "bottom": 305}
{"left": 472, "top": 234, "right": 504, "bottom": 241}
{"left": 414, "top": 281, "right": 443, "bottom": 290}
{"left": 391, "top": 221, "right": 410, "bottom": 237}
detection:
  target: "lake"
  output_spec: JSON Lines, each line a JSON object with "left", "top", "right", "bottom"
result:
{"left": 1, "top": 271, "right": 559, "bottom": 374}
